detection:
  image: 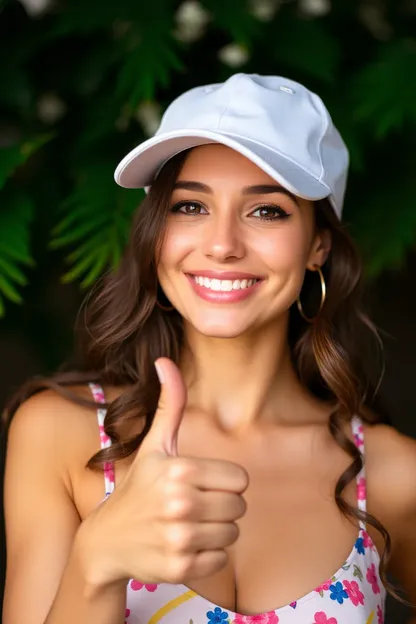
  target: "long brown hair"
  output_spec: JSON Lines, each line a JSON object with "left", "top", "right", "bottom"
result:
{"left": 3, "top": 149, "right": 404, "bottom": 602}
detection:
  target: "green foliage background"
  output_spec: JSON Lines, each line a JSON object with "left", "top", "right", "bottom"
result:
{"left": 1, "top": 0, "right": 416, "bottom": 318}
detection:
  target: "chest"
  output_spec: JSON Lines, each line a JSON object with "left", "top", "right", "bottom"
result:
{"left": 74, "top": 417, "right": 384, "bottom": 618}
{"left": 170, "top": 420, "right": 374, "bottom": 615}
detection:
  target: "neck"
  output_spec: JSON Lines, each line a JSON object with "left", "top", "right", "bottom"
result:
{"left": 180, "top": 317, "right": 323, "bottom": 433}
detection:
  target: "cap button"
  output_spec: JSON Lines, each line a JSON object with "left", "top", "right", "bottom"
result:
{"left": 279, "top": 85, "right": 295, "bottom": 94}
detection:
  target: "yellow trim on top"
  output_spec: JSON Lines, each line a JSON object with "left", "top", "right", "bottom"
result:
{"left": 148, "top": 590, "right": 198, "bottom": 624}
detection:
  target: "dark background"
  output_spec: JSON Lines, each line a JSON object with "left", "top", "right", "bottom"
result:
{"left": 1, "top": 0, "right": 416, "bottom": 621}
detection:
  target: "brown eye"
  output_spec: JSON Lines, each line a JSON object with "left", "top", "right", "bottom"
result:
{"left": 251, "top": 205, "right": 291, "bottom": 221}
{"left": 171, "top": 201, "right": 207, "bottom": 215}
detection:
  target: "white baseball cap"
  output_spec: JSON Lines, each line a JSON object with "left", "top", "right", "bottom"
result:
{"left": 114, "top": 73, "right": 349, "bottom": 218}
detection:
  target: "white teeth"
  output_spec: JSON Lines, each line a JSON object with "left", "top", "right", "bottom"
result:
{"left": 193, "top": 276, "right": 258, "bottom": 291}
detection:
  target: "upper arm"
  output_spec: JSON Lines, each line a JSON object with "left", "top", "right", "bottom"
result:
{"left": 386, "top": 432, "right": 416, "bottom": 612}
{"left": 3, "top": 392, "right": 82, "bottom": 624}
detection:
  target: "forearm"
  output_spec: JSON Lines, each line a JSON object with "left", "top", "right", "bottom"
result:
{"left": 44, "top": 532, "right": 127, "bottom": 624}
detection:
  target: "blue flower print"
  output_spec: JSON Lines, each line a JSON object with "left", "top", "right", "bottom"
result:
{"left": 329, "top": 581, "right": 349, "bottom": 604}
{"left": 207, "top": 607, "right": 229, "bottom": 623}
{"left": 354, "top": 536, "right": 365, "bottom": 555}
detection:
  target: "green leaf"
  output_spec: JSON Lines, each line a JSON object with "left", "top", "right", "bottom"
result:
{"left": 353, "top": 564, "right": 364, "bottom": 582}
{"left": 203, "top": 0, "right": 260, "bottom": 45}
{"left": 117, "top": 33, "right": 184, "bottom": 106}
{"left": 346, "top": 147, "right": 416, "bottom": 277}
{"left": 0, "top": 190, "right": 34, "bottom": 314}
{"left": 0, "top": 256, "right": 28, "bottom": 285}
{"left": 0, "top": 274, "right": 23, "bottom": 303}
{"left": 0, "top": 134, "right": 54, "bottom": 190}
{"left": 52, "top": 159, "right": 143, "bottom": 287}
{"left": 50, "top": 214, "right": 111, "bottom": 248}
{"left": 351, "top": 40, "right": 416, "bottom": 138}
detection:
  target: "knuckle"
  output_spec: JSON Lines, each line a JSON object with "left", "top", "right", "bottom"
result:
{"left": 164, "top": 495, "right": 193, "bottom": 520}
{"left": 161, "top": 478, "right": 181, "bottom": 499}
{"left": 165, "top": 523, "right": 192, "bottom": 552}
{"left": 166, "top": 554, "right": 194, "bottom": 583}
{"left": 166, "top": 458, "right": 197, "bottom": 483}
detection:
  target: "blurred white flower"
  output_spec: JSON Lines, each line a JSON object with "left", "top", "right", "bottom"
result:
{"left": 218, "top": 43, "right": 250, "bottom": 68}
{"left": 358, "top": 3, "right": 393, "bottom": 41}
{"left": 135, "top": 101, "right": 162, "bottom": 137}
{"left": 249, "top": 0, "right": 281, "bottom": 22}
{"left": 299, "top": 0, "right": 331, "bottom": 17}
{"left": 174, "top": 1, "right": 211, "bottom": 43}
{"left": 37, "top": 93, "right": 67, "bottom": 125}
{"left": 18, "top": 0, "right": 52, "bottom": 17}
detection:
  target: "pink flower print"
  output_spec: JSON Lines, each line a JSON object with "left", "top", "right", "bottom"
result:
{"left": 362, "top": 530, "right": 374, "bottom": 550}
{"left": 353, "top": 424, "right": 364, "bottom": 448}
{"left": 366, "top": 564, "right": 381, "bottom": 594}
{"left": 99, "top": 425, "right": 111, "bottom": 446}
{"left": 354, "top": 433, "right": 364, "bottom": 448}
{"left": 377, "top": 604, "right": 384, "bottom": 623}
{"left": 343, "top": 580, "right": 364, "bottom": 606}
{"left": 315, "top": 579, "right": 332, "bottom": 594}
{"left": 357, "top": 477, "right": 366, "bottom": 501}
{"left": 130, "top": 580, "right": 158, "bottom": 592}
{"left": 232, "top": 613, "right": 278, "bottom": 624}
{"left": 125, "top": 607, "right": 131, "bottom": 623}
{"left": 289, "top": 601, "right": 297, "bottom": 608}
{"left": 313, "top": 613, "right": 338, "bottom": 624}
{"left": 91, "top": 386, "right": 106, "bottom": 403}
{"left": 103, "top": 462, "right": 115, "bottom": 483}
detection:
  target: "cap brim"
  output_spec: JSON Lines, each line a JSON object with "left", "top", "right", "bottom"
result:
{"left": 114, "top": 129, "right": 333, "bottom": 207}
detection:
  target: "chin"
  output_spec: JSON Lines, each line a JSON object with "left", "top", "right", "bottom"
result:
{"left": 186, "top": 314, "right": 252, "bottom": 339}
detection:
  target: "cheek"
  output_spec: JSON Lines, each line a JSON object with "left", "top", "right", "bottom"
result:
{"left": 252, "top": 227, "right": 311, "bottom": 270}
{"left": 158, "top": 222, "right": 196, "bottom": 276}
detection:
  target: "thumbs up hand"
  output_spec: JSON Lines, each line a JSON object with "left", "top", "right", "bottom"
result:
{"left": 81, "top": 358, "right": 249, "bottom": 590}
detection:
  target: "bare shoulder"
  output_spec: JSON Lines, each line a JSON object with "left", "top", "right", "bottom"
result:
{"left": 6, "top": 387, "right": 99, "bottom": 485}
{"left": 7, "top": 386, "right": 99, "bottom": 447}
{"left": 363, "top": 420, "right": 416, "bottom": 516}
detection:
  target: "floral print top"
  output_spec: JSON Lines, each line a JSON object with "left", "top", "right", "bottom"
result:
{"left": 89, "top": 383, "right": 386, "bottom": 624}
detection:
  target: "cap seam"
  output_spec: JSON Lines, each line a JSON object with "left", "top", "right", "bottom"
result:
{"left": 314, "top": 95, "right": 328, "bottom": 183}
{"left": 216, "top": 74, "right": 243, "bottom": 131}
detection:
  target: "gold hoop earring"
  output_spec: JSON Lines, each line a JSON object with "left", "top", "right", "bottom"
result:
{"left": 155, "top": 283, "right": 175, "bottom": 312}
{"left": 296, "top": 265, "right": 326, "bottom": 323}
{"left": 155, "top": 299, "right": 175, "bottom": 312}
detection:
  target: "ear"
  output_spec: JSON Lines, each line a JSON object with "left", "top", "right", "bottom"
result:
{"left": 307, "top": 228, "right": 332, "bottom": 269}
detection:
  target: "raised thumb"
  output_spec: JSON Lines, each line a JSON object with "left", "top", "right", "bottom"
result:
{"left": 140, "top": 357, "right": 187, "bottom": 457}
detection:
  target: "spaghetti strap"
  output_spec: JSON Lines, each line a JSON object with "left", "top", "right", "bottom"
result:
{"left": 351, "top": 415, "right": 367, "bottom": 529}
{"left": 88, "top": 382, "right": 115, "bottom": 498}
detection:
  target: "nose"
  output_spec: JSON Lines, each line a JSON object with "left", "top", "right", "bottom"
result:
{"left": 201, "top": 210, "right": 245, "bottom": 262}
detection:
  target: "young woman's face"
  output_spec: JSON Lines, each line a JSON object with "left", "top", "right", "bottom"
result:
{"left": 157, "top": 144, "right": 330, "bottom": 338}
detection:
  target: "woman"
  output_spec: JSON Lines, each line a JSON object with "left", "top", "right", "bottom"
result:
{"left": 3, "top": 74, "right": 416, "bottom": 624}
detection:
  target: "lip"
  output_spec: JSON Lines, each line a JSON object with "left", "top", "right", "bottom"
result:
{"left": 187, "top": 270, "right": 263, "bottom": 280}
{"left": 186, "top": 273, "right": 263, "bottom": 304}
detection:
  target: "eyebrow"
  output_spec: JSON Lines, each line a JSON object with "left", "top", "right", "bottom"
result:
{"left": 173, "top": 181, "right": 299, "bottom": 205}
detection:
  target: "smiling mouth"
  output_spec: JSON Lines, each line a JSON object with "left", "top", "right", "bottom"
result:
{"left": 189, "top": 275, "right": 262, "bottom": 292}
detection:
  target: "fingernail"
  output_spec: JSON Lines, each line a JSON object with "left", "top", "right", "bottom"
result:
{"left": 154, "top": 361, "right": 164, "bottom": 384}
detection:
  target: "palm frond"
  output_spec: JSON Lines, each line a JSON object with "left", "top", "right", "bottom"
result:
{"left": 51, "top": 161, "right": 143, "bottom": 287}
{"left": 0, "top": 190, "right": 34, "bottom": 316}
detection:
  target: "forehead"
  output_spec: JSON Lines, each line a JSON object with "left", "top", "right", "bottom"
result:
{"left": 177, "top": 144, "right": 278, "bottom": 185}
